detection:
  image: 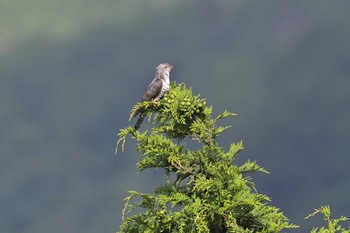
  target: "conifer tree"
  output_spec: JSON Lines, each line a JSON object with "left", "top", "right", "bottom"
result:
{"left": 116, "top": 82, "right": 298, "bottom": 232}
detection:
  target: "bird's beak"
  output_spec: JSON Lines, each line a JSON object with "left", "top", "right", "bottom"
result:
{"left": 170, "top": 65, "right": 174, "bottom": 69}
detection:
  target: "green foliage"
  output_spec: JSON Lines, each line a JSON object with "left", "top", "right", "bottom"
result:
{"left": 117, "top": 82, "right": 298, "bottom": 232}
{"left": 306, "top": 206, "right": 350, "bottom": 233}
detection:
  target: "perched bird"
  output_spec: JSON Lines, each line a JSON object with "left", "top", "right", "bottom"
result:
{"left": 133, "top": 63, "right": 173, "bottom": 130}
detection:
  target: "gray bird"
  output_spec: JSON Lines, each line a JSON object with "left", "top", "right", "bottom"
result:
{"left": 133, "top": 63, "right": 173, "bottom": 130}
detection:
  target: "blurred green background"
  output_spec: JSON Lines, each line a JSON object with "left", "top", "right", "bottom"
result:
{"left": 1, "top": 1, "right": 349, "bottom": 232}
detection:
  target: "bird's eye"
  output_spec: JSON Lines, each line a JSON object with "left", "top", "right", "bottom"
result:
{"left": 165, "top": 66, "right": 168, "bottom": 68}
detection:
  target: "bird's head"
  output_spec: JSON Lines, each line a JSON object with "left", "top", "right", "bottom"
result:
{"left": 157, "top": 63, "right": 174, "bottom": 74}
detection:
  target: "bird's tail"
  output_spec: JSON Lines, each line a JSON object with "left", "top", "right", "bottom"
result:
{"left": 134, "top": 111, "right": 146, "bottom": 130}
{"left": 132, "top": 106, "right": 145, "bottom": 118}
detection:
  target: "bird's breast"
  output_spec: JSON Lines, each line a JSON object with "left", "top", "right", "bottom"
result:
{"left": 161, "top": 78, "right": 170, "bottom": 93}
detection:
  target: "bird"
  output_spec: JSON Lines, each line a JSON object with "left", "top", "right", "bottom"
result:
{"left": 132, "top": 63, "right": 173, "bottom": 130}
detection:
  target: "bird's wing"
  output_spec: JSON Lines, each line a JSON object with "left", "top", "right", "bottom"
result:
{"left": 142, "top": 78, "right": 163, "bottom": 101}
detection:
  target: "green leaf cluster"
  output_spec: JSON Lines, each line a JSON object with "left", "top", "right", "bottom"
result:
{"left": 117, "top": 82, "right": 298, "bottom": 232}
{"left": 306, "top": 206, "right": 350, "bottom": 233}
